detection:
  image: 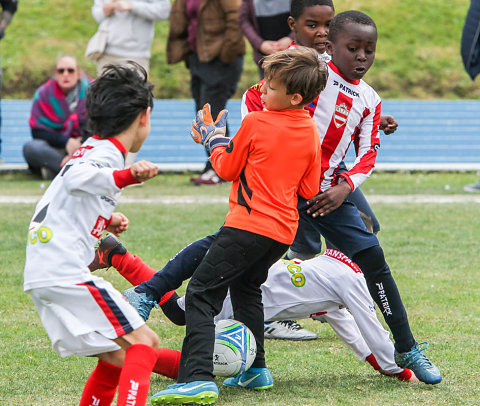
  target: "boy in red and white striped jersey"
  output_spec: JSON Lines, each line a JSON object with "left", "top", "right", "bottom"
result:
{"left": 245, "top": 10, "right": 442, "bottom": 385}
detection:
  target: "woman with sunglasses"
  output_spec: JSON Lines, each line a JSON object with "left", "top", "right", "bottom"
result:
{"left": 23, "top": 55, "right": 93, "bottom": 180}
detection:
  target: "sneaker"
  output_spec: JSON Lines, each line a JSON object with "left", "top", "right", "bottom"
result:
{"left": 464, "top": 181, "right": 480, "bottom": 193}
{"left": 122, "top": 286, "right": 157, "bottom": 321}
{"left": 394, "top": 342, "right": 442, "bottom": 385}
{"left": 150, "top": 381, "right": 218, "bottom": 405}
{"left": 223, "top": 367, "right": 273, "bottom": 390}
{"left": 190, "top": 169, "right": 226, "bottom": 186}
{"left": 264, "top": 320, "right": 318, "bottom": 340}
{"left": 88, "top": 233, "right": 126, "bottom": 272}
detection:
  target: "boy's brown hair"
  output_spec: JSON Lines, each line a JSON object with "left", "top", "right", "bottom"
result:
{"left": 262, "top": 47, "right": 328, "bottom": 106}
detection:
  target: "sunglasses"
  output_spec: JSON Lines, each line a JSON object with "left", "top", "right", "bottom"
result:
{"left": 56, "top": 68, "right": 76, "bottom": 74}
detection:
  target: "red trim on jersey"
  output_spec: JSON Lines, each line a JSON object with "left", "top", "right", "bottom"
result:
{"left": 244, "top": 82, "right": 264, "bottom": 113}
{"left": 324, "top": 249, "right": 362, "bottom": 273}
{"left": 71, "top": 145, "right": 94, "bottom": 159}
{"left": 91, "top": 135, "right": 127, "bottom": 154}
{"left": 310, "top": 311, "right": 327, "bottom": 318}
{"left": 342, "top": 102, "right": 381, "bottom": 185}
{"left": 321, "top": 92, "right": 354, "bottom": 186}
{"left": 113, "top": 168, "right": 142, "bottom": 189}
{"left": 78, "top": 281, "right": 131, "bottom": 336}
{"left": 327, "top": 61, "right": 361, "bottom": 85}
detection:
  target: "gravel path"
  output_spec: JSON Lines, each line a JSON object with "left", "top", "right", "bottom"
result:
{"left": 1, "top": 194, "right": 480, "bottom": 205}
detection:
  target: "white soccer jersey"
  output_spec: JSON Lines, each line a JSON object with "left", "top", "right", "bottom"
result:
{"left": 241, "top": 55, "right": 381, "bottom": 193}
{"left": 210, "top": 250, "right": 402, "bottom": 373}
{"left": 24, "top": 136, "right": 135, "bottom": 290}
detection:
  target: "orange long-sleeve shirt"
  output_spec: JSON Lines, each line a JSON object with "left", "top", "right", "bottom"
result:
{"left": 210, "top": 108, "right": 322, "bottom": 245}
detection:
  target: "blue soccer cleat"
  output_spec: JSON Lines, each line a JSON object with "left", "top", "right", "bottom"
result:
{"left": 122, "top": 287, "right": 157, "bottom": 321}
{"left": 150, "top": 381, "right": 218, "bottom": 405}
{"left": 394, "top": 342, "right": 442, "bottom": 385}
{"left": 223, "top": 367, "right": 273, "bottom": 390}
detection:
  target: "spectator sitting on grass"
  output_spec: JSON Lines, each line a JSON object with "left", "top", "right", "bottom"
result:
{"left": 23, "top": 55, "right": 92, "bottom": 180}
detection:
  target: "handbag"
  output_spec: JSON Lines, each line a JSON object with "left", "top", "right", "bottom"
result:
{"left": 85, "top": 29, "right": 108, "bottom": 62}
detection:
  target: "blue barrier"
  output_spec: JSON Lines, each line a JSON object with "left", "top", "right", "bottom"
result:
{"left": 1, "top": 99, "right": 479, "bottom": 170}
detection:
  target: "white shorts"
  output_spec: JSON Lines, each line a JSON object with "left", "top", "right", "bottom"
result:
{"left": 27, "top": 276, "right": 145, "bottom": 357}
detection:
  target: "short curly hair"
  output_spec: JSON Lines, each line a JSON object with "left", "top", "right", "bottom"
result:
{"left": 328, "top": 10, "right": 377, "bottom": 43}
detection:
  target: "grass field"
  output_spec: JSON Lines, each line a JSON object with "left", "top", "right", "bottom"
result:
{"left": 1, "top": 171, "right": 479, "bottom": 405}
{"left": 1, "top": 0, "right": 479, "bottom": 99}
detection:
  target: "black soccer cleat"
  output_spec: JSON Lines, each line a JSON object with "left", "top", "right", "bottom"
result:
{"left": 88, "top": 233, "right": 127, "bottom": 272}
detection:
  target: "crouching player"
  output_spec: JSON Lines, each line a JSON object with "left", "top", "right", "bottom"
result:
{"left": 23, "top": 64, "right": 179, "bottom": 406}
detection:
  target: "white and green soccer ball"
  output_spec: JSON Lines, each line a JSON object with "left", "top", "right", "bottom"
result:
{"left": 213, "top": 319, "right": 257, "bottom": 377}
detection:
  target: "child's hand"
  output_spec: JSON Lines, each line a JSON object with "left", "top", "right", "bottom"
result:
{"left": 107, "top": 212, "right": 129, "bottom": 236}
{"left": 380, "top": 115, "right": 398, "bottom": 135}
{"left": 260, "top": 40, "right": 278, "bottom": 55}
{"left": 191, "top": 103, "right": 229, "bottom": 148}
{"left": 307, "top": 182, "right": 352, "bottom": 217}
{"left": 130, "top": 160, "right": 158, "bottom": 182}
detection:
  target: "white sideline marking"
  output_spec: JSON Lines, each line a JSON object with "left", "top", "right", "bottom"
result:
{"left": 1, "top": 195, "right": 480, "bottom": 205}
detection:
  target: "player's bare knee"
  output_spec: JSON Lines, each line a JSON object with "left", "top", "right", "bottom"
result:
{"left": 97, "top": 349, "right": 125, "bottom": 367}
{"left": 116, "top": 324, "right": 160, "bottom": 350}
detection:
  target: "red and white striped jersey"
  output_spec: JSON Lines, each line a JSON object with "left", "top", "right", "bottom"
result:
{"left": 241, "top": 60, "right": 382, "bottom": 192}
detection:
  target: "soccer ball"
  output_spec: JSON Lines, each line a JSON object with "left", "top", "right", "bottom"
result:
{"left": 212, "top": 319, "right": 257, "bottom": 377}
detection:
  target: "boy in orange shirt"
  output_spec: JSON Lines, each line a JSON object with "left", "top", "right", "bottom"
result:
{"left": 151, "top": 47, "right": 327, "bottom": 405}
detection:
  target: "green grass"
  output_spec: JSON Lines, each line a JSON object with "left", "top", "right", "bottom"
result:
{"left": 1, "top": 171, "right": 479, "bottom": 405}
{"left": 1, "top": 0, "right": 479, "bottom": 99}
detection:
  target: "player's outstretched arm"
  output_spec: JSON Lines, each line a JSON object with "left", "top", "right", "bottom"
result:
{"left": 130, "top": 160, "right": 158, "bottom": 182}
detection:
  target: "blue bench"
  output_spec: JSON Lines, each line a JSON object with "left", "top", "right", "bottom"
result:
{"left": 2, "top": 99, "right": 480, "bottom": 171}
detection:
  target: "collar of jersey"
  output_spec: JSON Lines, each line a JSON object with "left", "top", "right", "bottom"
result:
{"left": 327, "top": 61, "right": 361, "bottom": 85}
{"left": 92, "top": 135, "right": 127, "bottom": 154}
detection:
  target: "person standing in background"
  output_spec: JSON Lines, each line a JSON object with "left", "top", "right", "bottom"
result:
{"left": 167, "top": 0, "right": 245, "bottom": 186}
{"left": 239, "top": 0, "right": 293, "bottom": 79}
{"left": 461, "top": 0, "right": 480, "bottom": 192}
{"left": 0, "top": 0, "right": 17, "bottom": 162}
{"left": 92, "top": 0, "right": 170, "bottom": 75}
{"left": 91, "top": 0, "right": 171, "bottom": 166}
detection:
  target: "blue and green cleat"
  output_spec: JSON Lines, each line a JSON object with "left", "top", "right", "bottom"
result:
{"left": 122, "top": 287, "right": 157, "bottom": 321}
{"left": 150, "top": 381, "right": 218, "bottom": 405}
{"left": 394, "top": 342, "right": 442, "bottom": 385}
{"left": 223, "top": 367, "right": 273, "bottom": 390}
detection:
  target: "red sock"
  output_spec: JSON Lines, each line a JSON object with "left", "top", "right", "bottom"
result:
{"left": 152, "top": 347, "right": 181, "bottom": 379}
{"left": 79, "top": 360, "right": 122, "bottom": 406}
{"left": 365, "top": 353, "right": 380, "bottom": 370}
{"left": 116, "top": 344, "right": 157, "bottom": 406}
{"left": 112, "top": 252, "right": 157, "bottom": 286}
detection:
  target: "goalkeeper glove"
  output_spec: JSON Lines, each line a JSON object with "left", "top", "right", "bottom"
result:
{"left": 191, "top": 103, "right": 230, "bottom": 153}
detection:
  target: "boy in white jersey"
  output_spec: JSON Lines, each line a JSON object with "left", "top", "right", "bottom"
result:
{"left": 23, "top": 63, "right": 174, "bottom": 406}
